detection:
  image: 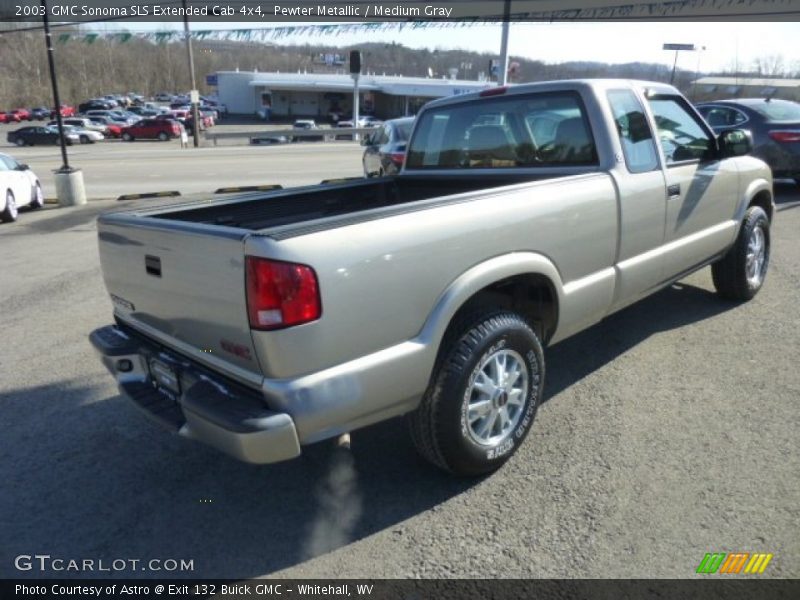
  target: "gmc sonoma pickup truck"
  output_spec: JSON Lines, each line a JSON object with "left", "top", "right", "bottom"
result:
{"left": 91, "top": 80, "right": 773, "bottom": 476}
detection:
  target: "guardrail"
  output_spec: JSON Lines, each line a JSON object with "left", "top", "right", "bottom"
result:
{"left": 204, "top": 127, "right": 376, "bottom": 145}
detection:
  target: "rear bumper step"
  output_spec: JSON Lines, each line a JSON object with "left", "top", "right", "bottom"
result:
{"left": 89, "top": 324, "right": 301, "bottom": 464}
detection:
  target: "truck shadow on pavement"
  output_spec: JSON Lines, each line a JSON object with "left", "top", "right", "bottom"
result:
{"left": 2, "top": 282, "right": 738, "bottom": 579}
{"left": 544, "top": 281, "right": 735, "bottom": 400}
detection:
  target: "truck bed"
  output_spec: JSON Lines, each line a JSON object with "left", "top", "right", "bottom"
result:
{"left": 149, "top": 173, "right": 570, "bottom": 231}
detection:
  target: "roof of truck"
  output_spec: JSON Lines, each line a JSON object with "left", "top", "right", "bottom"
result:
{"left": 423, "top": 79, "right": 680, "bottom": 110}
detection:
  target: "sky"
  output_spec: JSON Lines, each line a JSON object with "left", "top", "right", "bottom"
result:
{"left": 107, "top": 21, "right": 800, "bottom": 74}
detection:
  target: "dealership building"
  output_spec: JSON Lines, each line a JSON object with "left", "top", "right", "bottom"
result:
{"left": 214, "top": 71, "right": 493, "bottom": 121}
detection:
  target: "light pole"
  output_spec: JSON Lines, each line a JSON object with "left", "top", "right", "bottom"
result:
{"left": 182, "top": 0, "right": 200, "bottom": 148}
{"left": 41, "top": 0, "right": 86, "bottom": 206}
{"left": 498, "top": 0, "right": 511, "bottom": 86}
{"left": 663, "top": 43, "right": 697, "bottom": 86}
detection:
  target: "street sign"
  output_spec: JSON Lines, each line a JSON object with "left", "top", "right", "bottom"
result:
{"left": 663, "top": 43, "right": 696, "bottom": 51}
{"left": 190, "top": 90, "right": 199, "bottom": 104}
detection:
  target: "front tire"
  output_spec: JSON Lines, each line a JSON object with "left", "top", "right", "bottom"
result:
{"left": 30, "top": 183, "right": 44, "bottom": 209}
{"left": 80, "top": 135, "right": 90, "bottom": 144}
{"left": 712, "top": 206, "right": 770, "bottom": 301}
{"left": 409, "top": 312, "right": 544, "bottom": 476}
{"left": 122, "top": 133, "right": 133, "bottom": 142}
{"left": 158, "top": 132, "right": 168, "bottom": 141}
{"left": 2, "top": 190, "right": 18, "bottom": 223}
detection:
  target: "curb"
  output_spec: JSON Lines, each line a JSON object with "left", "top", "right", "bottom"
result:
{"left": 116, "top": 191, "right": 182, "bottom": 201}
{"left": 214, "top": 185, "right": 283, "bottom": 194}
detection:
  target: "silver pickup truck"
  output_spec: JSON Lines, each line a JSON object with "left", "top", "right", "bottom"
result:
{"left": 91, "top": 79, "right": 773, "bottom": 476}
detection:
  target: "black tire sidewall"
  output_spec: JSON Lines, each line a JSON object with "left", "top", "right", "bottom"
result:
{"left": 436, "top": 314, "right": 544, "bottom": 475}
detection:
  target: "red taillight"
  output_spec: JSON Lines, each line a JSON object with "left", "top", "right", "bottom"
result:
{"left": 768, "top": 130, "right": 800, "bottom": 143}
{"left": 389, "top": 152, "right": 405, "bottom": 166}
{"left": 245, "top": 256, "right": 321, "bottom": 330}
{"left": 480, "top": 86, "right": 508, "bottom": 97}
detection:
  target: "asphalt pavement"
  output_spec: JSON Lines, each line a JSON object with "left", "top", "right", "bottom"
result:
{"left": 0, "top": 168, "right": 798, "bottom": 579}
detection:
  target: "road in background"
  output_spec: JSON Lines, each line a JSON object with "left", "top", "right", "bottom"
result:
{"left": 0, "top": 169, "right": 798, "bottom": 579}
{"left": 2, "top": 140, "right": 365, "bottom": 199}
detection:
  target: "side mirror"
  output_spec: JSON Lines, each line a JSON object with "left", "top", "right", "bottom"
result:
{"left": 718, "top": 129, "right": 752, "bottom": 158}
{"left": 16, "top": 163, "right": 30, "bottom": 171}
{"left": 360, "top": 135, "right": 373, "bottom": 147}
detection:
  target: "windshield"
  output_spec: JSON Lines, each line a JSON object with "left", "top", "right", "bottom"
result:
{"left": 750, "top": 100, "right": 800, "bottom": 122}
{"left": 406, "top": 91, "right": 597, "bottom": 170}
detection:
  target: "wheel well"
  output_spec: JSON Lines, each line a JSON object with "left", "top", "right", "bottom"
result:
{"left": 442, "top": 274, "right": 558, "bottom": 351}
{"left": 749, "top": 190, "right": 773, "bottom": 222}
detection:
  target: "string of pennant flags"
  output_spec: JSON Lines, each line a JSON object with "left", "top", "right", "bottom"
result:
{"left": 55, "top": 22, "right": 487, "bottom": 45}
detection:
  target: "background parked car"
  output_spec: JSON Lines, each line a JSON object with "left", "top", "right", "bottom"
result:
{"left": 362, "top": 117, "right": 415, "bottom": 177}
{"left": 291, "top": 119, "right": 324, "bottom": 142}
{"left": 29, "top": 107, "right": 51, "bottom": 120}
{"left": 51, "top": 104, "right": 75, "bottom": 118}
{"left": 696, "top": 98, "right": 800, "bottom": 185}
{"left": 87, "top": 116, "right": 122, "bottom": 138}
{"left": 2, "top": 111, "right": 22, "bottom": 123}
{"left": 121, "top": 118, "right": 181, "bottom": 141}
{"left": 0, "top": 152, "right": 44, "bottom": 223}
{"left": 9, "top": 109, "right": 31, "bottom": 121}
{"left": 7, "top": 125, "right": 78, "bottom": 147}
{"left": 61, "top": 125, "right": 103, "bottom": 144}
{"left": 49, "top": 117, "right": 107, "bottom": 136}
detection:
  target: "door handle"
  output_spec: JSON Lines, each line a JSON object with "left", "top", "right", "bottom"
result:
{"left": 667, "top": 183, "right": 681, "bottom": 198}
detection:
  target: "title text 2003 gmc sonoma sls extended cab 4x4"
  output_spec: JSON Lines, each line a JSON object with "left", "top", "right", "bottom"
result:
{"left": 91, "top": 80, "right": 773, "bottom": 476}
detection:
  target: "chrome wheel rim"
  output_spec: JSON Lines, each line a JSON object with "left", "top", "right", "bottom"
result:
{"left": 466, "top": 349, "right": 528, "bottom": 446}
{"left": 746, "top": 225, "right": 767, "bottom": 287}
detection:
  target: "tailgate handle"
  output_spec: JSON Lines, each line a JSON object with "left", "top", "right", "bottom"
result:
{"left": 145, "top": 255, "right": 162, "bottom": 277}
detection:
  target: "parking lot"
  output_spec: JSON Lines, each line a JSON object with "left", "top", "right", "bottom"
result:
{"left": 0, "top": 121, "right": 365, "bottom": 199}
{"left": 1, "top": 138, "right": 799, "bottom": 579}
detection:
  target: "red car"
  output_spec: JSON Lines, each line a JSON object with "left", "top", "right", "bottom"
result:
{"left": 50, "top": 104, "right": 75, "bottom": 118}
{"left": 9, "top": 109, "right": 31, "bottom": 121}
{"left": 1, "top": 111, "right": 21, "bottom": 123}
{"left": 0, "top": 112, "right": 9, "bottom": 124}
{"left": 120, "top": 118, "right": 181, "bottom": 141}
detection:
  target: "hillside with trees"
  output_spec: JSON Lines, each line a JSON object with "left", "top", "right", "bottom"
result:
{"left": 0, "top": 27, "right": 797, "bottom": 108}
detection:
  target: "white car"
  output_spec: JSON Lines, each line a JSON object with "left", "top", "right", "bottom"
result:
{"left": 0, "top": 153, "right": 44, "bottom": 223}
{"left": 61, "top": 125, "right": 104, "bottom": 144}
{"left": 49, "top": 118, "right": 107, "bottom": 138}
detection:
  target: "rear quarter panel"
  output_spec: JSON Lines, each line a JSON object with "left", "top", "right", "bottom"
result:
{"left": 245, "top": 173, "right": 619, "bottom": 379}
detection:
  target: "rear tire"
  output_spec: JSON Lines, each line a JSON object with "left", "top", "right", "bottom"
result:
{"left": 80, "top": 135, "right": 90, "bottom": 144}
{"left": 158, "top": 132, "right": 168, "bottom": 141}
{"left": 712, "top": 206, "right": 770, "bottom": 301}
{"left": 122, "top": 133, "right": 133, "bottom": 142}
{"left": 2, "top": 190, "right": 18, "bottom": 223}
{"left": 409, "top": 311, "right": 544, "bottom": 476}
{"left": 15, "top": 138, "right": 26, "bottom": 147}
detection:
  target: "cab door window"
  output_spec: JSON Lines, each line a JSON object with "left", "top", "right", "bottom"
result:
{"left": 647, "top": 97, "right": 713, "bottom": 164}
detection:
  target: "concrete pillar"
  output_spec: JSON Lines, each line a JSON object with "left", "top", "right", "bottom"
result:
{"left": 55, "top": 168, "right": 87, "bottom": 207}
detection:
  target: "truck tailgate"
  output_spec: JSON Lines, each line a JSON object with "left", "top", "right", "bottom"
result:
{"left": 97, "top": 216, "right": 261, "bottom": 384}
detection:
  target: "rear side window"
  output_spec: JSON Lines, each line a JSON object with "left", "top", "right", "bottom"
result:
{"left": 698, "top": 106, "right": 748, "bottom": 128}
{"left": 406, "top": 92, "right": 598, "bottom": 169}
{"left": 607, "top": 89, "right": 659, "bottom": 173}
{"left": 749, "top": 99, "right": 800, "bottom": 122}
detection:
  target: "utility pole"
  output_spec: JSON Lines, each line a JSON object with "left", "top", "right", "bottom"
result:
{"left": 182, "top": 0, "right": 200, "bottom": 147}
